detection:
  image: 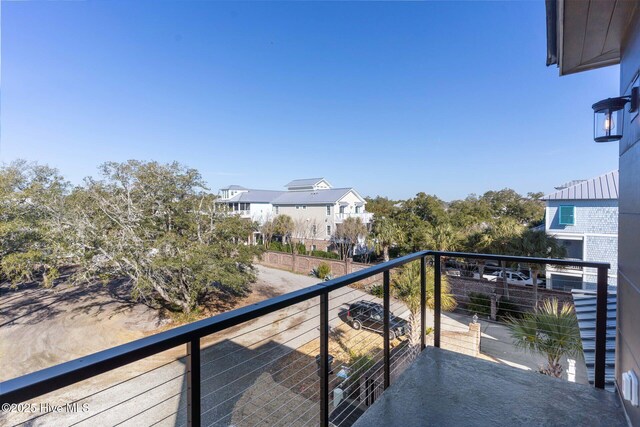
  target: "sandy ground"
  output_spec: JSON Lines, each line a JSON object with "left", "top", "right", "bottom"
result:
{"left": 0, "top": 266, "right": 322, "bottom": 382}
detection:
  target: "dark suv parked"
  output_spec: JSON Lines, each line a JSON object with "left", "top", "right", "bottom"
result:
{"left": 346, "top": 301, "right": 408, "bottom": 340}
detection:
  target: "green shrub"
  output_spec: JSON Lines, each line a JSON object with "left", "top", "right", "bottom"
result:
{"left": 346, "top": 351, "right": 376, "bottom": 389}
{"left": 269, "top": 241, "right": 288, "bottom": 252}
{"left": 310, "top": 250, "right": 340, "bottom": 259}
{"left": 467, "top": 292, "right": 491, "bottom": 316}
{"left": 316, "top": 263, "right": 331, "bottom": 279}
{"left": 268, "top": 242, "right": 307, "bottom": 254}
{"left": 369, "top": 284, "right": 383, "bottom": 298}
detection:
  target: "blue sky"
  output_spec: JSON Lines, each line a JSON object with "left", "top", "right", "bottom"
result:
{"left": 1, "top": 1, "right": 620, "bottom": 201}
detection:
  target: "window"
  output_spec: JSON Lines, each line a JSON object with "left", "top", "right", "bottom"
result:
{"left": 302, "top": 205, "right": 306, "bottom": 210}
{"left": 355, "top": 206, "right": 361, "bottom": 213}
{"left": 326, "top": 205, "right": 331, "bottom": 215}
{"left": 339, "top": 205, "right": 345, "bottom": 214}
{"left": 312, "top": 225, "right": 317, "bottom": 235}
{"left": 275, "top": 206, "right": 279, "bottom": 215}
{"left": 559, "top": 239, "right": 584, "bottom": 259}
{"left": 559, "top": 205, "right": 575, "bottom": 225}
{"left": 311, "top": 244, "right": 317, "bottom": 251}
{"left": 327, "top": 225, "right": 331, "bottom": 235}
{"left": 550, "top": 274, "right": 583, "bottom": 291}
{"left": 296, "top": 205, "right": 300, "bottom": 210}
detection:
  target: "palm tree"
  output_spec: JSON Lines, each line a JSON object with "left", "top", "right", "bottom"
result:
{"left": 372, "top": 217, "right": 404, "bottom": 262}
{"left": 426, "top": 223, "right": 460, "bottom": 252}
{"left": 475, "top": 218, "right": 525, "bottom": 298}
{"left": 506, "top": 298, "right": 582, "bottom": 378}
{"left": 509, "top": 230, "right": 566, "bottom": 306}
{"left": 392, "top": 261, "right": 457, "bottom": 351}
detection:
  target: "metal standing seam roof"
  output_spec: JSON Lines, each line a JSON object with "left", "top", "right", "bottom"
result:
{"left": 543, "top": 170, "right": 618, "bottom": 200}
{"left": 571, "top": 290, "right": 617, "bottom": 392}
{"left": 271, "top": 188, "right": 354, "bottom": 205}
{"left": 222, "top": 190, "right": 285, "bottom": 203}
{"left": 220, "top": 188, "right": 359, "bottom": 205}
{"left": 220, "top": 185, "right": 248, "bottom": 190}
{"left": 285, "top": 178, "right": 328, "bottom": 188}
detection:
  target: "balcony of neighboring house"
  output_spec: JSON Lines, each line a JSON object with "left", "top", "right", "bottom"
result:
{"left": 221, "top": 202, "right": 252, "bottom": 218}
{"left": 334, "top": 212, "right": 373, "bottom": 224}
{"left": 0, "top": 251, "right": 627, "bottom": 427}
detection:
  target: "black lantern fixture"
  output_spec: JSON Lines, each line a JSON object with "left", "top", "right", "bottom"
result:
{"left": 592, "top": 87, "right": 639, "bottom": 143}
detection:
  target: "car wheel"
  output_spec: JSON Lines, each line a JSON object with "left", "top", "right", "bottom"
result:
{"left": 389, "top": 331, "right": 396, "bottom": 341}
{"left": 352, "top": 320, "right": 361, "bottom": 330}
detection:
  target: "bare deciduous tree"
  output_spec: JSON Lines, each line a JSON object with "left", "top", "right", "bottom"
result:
{"left": 334, "top": 217, "right": 368, "bottom": 262}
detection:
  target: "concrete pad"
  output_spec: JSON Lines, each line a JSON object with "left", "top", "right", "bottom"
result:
{"left": 352, "top": 347, "right": 626, "bottom": 427}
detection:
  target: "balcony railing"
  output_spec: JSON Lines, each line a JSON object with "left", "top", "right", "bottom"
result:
{"left": 548, "top": 257, "right": 584, "bottom": 271}
{"left": 0, "top": 251, "right": 610, "bottom": 427}
{"left": 334, "top": 212, "right": 373, "bottom": 223}
{"left": 228, "top": 209, "right": 251, "bottom": 217}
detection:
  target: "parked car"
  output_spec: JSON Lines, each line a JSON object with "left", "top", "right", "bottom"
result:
{"left": 346, "top": 301, "right": 408, "bottom": 340}
{"left": 474, "top": 270, "right": 545, "bottom": 287}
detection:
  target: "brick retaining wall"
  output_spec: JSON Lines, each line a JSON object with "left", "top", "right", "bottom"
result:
{"left": 259, "top": 251, "right": 383, "bottom": 287}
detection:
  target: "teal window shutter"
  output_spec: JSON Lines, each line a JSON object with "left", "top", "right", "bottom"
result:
{"left": 559, "top": 205, "right": 575, "bottom": 225}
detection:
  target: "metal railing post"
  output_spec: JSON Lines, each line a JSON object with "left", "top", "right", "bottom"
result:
{"left": 320, "top": 291, "right": 330, "bottom": 427}
{"left": 383, "top": 270, "right": 391, "bottom": 389}
{"left": 434, "top": 254, "right": 441, "bottom": 348}
{"left": 187, "top": 339, "right": 201, "bottom": 427}
{"left": 420, "top": 257, "right": 427, "bottom": 350}
{"left": 594, "top": 266, "right": 608, "bottom": 389}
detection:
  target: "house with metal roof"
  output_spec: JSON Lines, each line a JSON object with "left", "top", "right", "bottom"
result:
{"left": 542, "top": 171, "right": 618, "bottom": 291}
{"left": 217, "top": 178, "right": 371, "bottom": 250}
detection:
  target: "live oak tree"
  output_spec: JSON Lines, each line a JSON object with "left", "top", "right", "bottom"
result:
{"left": 71, "top": 160, "right": 262, "bottom": 313}
{"left": 0, "top": 161, "right": 71, "bottom": 286}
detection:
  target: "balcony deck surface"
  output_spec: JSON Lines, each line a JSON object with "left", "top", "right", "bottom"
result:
{"left": 352, "top": 347, "right": 627, "bottom": 427}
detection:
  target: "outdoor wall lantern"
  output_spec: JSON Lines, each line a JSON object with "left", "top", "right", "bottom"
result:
{"left": 592, "top": 87, "right": 639, "bottom": 143}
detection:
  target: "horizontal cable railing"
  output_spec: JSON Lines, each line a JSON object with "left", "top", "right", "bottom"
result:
{"left": 0, "top": 251, "right": 609, "bottom": 427}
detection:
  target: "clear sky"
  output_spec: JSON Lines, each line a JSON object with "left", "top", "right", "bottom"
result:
{"left": 1, "top": 1, "right": 620, "bottom": 201}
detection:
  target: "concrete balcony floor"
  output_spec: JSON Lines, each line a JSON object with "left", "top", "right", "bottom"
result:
{"left": 352, "top": 347, "right": 627, "bottom": 427}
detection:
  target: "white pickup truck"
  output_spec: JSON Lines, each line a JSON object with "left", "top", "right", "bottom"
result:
{"left": 474, "top": 270, "right": 545, "bottom": 287}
